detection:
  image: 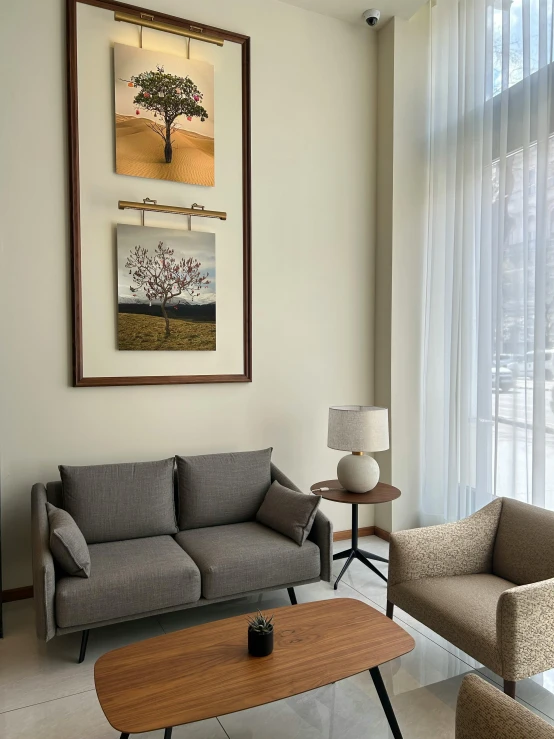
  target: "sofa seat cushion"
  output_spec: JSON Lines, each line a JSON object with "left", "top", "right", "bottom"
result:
{"left": 389, "top": 574, "right": 515, "bottom": 674}
{"left": 175, "top": 522, "right": 321, "bottom": 599}
{"left": 56, "top": 536, "right": 200, "bottom": 628}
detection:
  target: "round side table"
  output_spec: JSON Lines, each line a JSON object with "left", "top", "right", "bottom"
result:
{"left": 310, "top": 480, "right": 401, "bottom": 590}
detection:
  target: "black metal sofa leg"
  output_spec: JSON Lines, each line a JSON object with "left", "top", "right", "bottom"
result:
{"left": 78, "top": 629, "right": 90, "bottom": 664}
{"left": 386, "top": 600, "right": 394, "bottom": 619}
{"left": 287, "top": 587, "right": 297, "bottom": 605}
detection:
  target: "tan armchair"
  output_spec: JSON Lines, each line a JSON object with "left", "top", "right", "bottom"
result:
{"left": 456, "top": 674, "right": 554, "bottom": 738}
{"left": 387, "top": 497, "right": 554, "bottom": 698}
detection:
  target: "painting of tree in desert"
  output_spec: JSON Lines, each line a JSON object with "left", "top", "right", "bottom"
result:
{"left": 114, "top": 44, "right": 214, "bottom": 186}
{"left": 117, "top": 225, "right": 216, "bottom": 351}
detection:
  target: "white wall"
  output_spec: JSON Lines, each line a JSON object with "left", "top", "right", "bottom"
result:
{"left": 375, "top": 7, "right": 430, "bottom": 532}
{"left": 0, "top": 0, "right": 377, "bottom": 588}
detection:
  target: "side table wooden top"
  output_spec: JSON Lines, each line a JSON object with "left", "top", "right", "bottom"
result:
{"left": 310, "top": 480, "right": 401, "bottom": 504}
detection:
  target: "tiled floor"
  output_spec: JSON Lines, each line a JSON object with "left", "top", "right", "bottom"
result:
{"left": 1, "top": 536, "right": 553, "bottom": 738}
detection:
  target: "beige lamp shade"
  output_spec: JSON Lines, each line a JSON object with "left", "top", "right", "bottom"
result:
{"left": 327, "top": 406, "right": 389, "bottom": 452}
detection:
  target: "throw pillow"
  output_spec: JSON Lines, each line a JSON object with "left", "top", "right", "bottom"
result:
{"left": 256, "top": 480, "right": 320, "bottom": 546}
{"left": 46, "top": 502, "right": 91, "bottom": 578}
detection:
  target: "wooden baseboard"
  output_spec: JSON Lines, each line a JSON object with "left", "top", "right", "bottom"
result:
{"left": 333, "top": 525, "right": 374, "bottom": 541}
{"left": 2, "top": 586, "right": 33, "bottom": 603}
{"left": 333, "top": 526, "right": 390, "bottom": 542}
{"left": 374, "top": 526, "right": 391, "bottom": 542}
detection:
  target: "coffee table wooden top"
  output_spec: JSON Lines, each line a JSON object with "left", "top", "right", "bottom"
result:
{"left": 94, "top": 598, "right": 414, "bottom": 735}
{"left": 310, "top": 480, "right": 401, "bottom": 504}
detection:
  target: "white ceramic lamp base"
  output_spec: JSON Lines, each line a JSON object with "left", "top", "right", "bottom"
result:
{"left": 337, "top": 453, "right": 380, "bottom": 493}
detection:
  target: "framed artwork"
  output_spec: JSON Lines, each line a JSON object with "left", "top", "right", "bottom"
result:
{"left": 114, "top": 44, "right": 215, "bottom": 186}
{"left": 117, "top": 224, "right": 216, "bottom": 351}
{"left": 67, "top": 0, "right": 251, "bottom": 386}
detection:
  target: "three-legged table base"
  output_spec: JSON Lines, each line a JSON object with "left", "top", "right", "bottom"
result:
{"left": 333, "top": 503, "right": 388, "bottom": 589}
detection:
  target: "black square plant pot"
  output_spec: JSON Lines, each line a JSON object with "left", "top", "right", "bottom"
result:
{"left": 248, "top": 628, "right": 274, "bottom": 657}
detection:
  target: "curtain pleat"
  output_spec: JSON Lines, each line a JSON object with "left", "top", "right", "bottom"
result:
{"left": 423, "top": 0, "right": 554, "bottom": 523}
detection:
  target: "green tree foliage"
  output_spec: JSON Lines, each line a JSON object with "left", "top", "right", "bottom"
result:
{"left": 127, "top": 65, "right": 208, "bottom": 163}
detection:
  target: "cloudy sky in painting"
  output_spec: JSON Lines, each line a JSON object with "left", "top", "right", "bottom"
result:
{"left": 117, "top": 224, "right": 215, "bottom": 305}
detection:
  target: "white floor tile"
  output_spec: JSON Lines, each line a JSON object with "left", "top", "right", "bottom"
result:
{"left": 0, "top": 601, "right": 164, "bottom": 713}
{"left": 0, "top": 689, "right": 226, "bottom": 739}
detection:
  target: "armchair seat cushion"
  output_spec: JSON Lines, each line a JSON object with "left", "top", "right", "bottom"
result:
{"left": 175, "top": 522, "right": 321, "bottom": 599}
{"left": 56, "top": 536, "right": 201, "bottom": 628}
{"left": 389, "top": 574, "right": 515, "bottom": 674}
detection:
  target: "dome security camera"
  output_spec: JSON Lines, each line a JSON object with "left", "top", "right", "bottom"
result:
{"left": 363, "top": 9, "right": 381, "bottom": 26}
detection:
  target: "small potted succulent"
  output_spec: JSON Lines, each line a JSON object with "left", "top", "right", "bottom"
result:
{"left": 247, "top": 610, "right": 274, "bottom": 657}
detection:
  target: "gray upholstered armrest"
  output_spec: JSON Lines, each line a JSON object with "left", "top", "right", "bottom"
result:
{"left": 388, "top": 498, "right": 502, "bottom": 588}
{"left": 498, "top": 578, "right": 554, "bottom": 681}
{"left": 306, "top": 509, "right": 332, "bottom": 582}
{"left": 456, "top": 674, "right": 554, "bottom": 738}
{"left": 270, "top": 463, "right": 333, "bottom": 582}
{"left": 31, "top": 483, "right": 56, "bottom": 641}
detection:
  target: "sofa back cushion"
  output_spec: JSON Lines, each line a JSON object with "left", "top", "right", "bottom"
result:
{"left": 176, "top": 449, "right": 272, "bottom": 530}
{"left": 493, "top": 498, "right": 554, "bottom": 585}
{"left": 59, "top": 458, "right": 177, "bottom": 544}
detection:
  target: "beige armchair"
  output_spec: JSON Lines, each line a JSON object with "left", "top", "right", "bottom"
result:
{"left": 456, "top": 674, "right": 554, "bottom": 738}
{"left": 387, "top": 497, "right": 554, "bottom": 698}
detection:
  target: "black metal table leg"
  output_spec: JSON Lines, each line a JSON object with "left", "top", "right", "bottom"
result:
{"left": 164, "top": 728, "right": 173, "bottom": 739}
{"left": 370, "top": 666, "right": 404, "bottom": 739}
{"left": 359, "top": 549, "right": 388, "bottom": 563}
{"left": 334, "top": 551, "right": 355, "bottom": 589}
{"left": 357, "top": 551, "right": 388, "bottom": 583}
{"left": 333, "top": 547, "right": 353, "bottom": 560}
{"left": 332, "top": 503, "right": 389, "bottom": 588}
{"left": 120, "top": 734, "right": 129, "bottom": 739}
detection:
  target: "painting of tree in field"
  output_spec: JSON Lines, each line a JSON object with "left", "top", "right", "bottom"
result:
{"left": 117, "top": 224, "right": 216, "bottom": 351}
{"left": 114, "top": 44, "right": 214, "bottom": 186}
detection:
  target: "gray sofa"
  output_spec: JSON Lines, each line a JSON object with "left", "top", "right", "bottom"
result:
{"left": 31, "top": 451, "right": 332, "bottom": 662}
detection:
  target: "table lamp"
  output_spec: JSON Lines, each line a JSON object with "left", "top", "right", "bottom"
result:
{"left": 327, "top": 406, "right": 389, "bottom": 493}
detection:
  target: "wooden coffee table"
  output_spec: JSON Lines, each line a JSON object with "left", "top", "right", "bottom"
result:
{"left": 95, "top": 598, "right": 414, "bottom": 739}
{"left": 311, "top": 480, "right": 401, "bottom": 589}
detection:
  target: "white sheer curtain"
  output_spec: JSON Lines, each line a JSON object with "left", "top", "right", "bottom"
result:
{"left": 422, "top": 0, "right": 554, "bottom": 524}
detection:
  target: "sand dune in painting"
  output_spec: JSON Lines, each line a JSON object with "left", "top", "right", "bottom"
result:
{"left": 115, "top": 114, "right": 215, "bottom": 186}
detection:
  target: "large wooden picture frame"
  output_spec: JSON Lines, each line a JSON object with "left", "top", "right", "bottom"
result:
{"left": 67, "top": 0, "right": 252, "bottom": 386}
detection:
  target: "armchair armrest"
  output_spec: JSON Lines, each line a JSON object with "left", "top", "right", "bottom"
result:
{"left": 31, "top": 483, "right": 56, "bottom": 641}
{"left": 498, "top": 578, "right": 554, "bottom": 681}
{"left": 456, "top": 674, "right": 554, "bottom": 739}
{"left": 270, "top": 463, "right": 333, "bottom": 582}
{"left": 388, "top": 498, "right": 502, "bottom": 587}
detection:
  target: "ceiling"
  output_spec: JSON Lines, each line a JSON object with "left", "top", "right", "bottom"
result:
{"left": 278, "top": 0, "right": 426, "bottom": 24}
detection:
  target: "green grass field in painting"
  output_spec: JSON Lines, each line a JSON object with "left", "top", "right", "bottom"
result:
{"left": 118, "top": 313, "right": 216, "bottom": 351}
